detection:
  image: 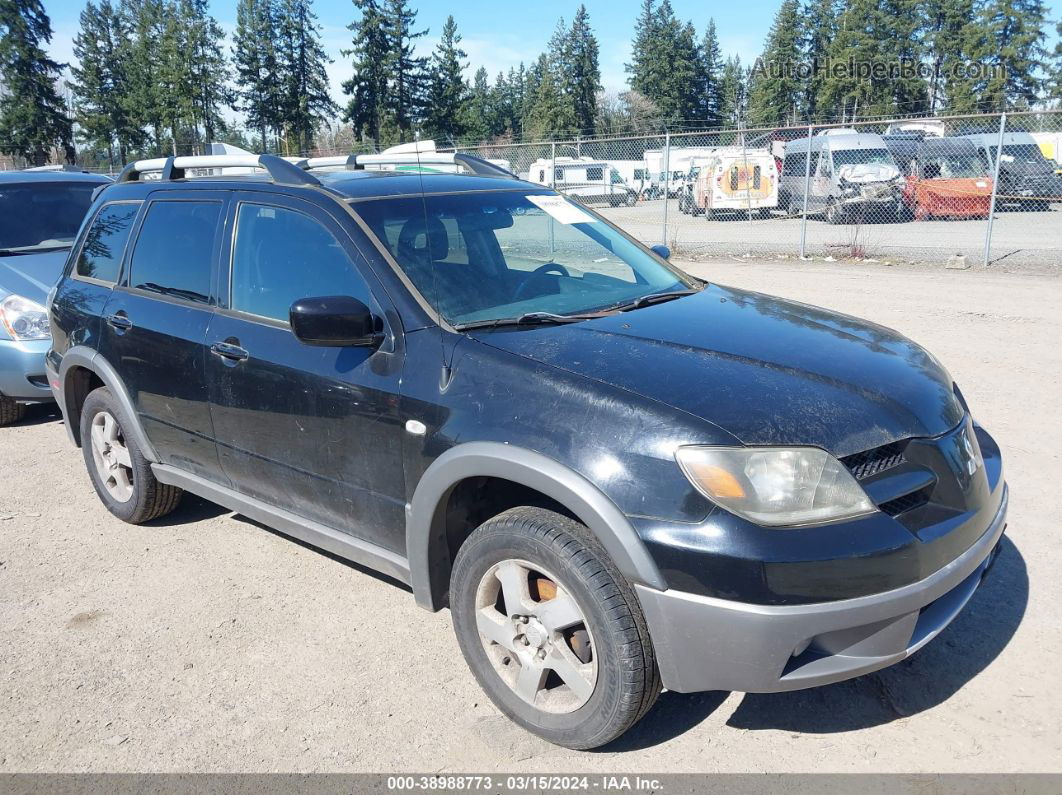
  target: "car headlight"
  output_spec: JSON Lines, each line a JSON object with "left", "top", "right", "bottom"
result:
{"left": 676, "top": 446, "right": 876, "bottom": 527}
{"left": 0, "top": 294, "right": 51, "bottom": 341}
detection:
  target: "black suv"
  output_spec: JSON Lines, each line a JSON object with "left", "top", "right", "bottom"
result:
{"left": 48, "top": 152, "right": 1008, "bottom": 750}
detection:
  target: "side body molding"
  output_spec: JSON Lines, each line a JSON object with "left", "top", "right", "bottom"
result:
{"left": 406, "top": 441, "right": 666, "bottom": 611}
{"left": 55, "top": 345, "right": 159, "bottom": 463}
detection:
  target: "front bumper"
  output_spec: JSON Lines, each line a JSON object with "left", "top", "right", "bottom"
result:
{"left": 637, "top": 484, "right": 1007, "bottom": 694}
{"left": 0, "top": 337, "right": 52, "bottom": 402}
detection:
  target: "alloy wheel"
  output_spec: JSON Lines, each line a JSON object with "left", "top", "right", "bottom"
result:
{"left": 89, "top": 410, "right": 134, "bottom": 503}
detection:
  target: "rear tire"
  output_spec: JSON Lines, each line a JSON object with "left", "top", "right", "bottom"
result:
{"left": 79, "top": 386, "right": 183, "bottom": 524}
{"left": 450, "top": 507, "right": 661, "bottom": 750}
{"left": 0, "top": 396, "right": 26, "bottom": 426}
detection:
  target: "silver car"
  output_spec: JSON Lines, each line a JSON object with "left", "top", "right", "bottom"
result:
{"left": 0, "top": 170, "right": 110, "bottom": 425}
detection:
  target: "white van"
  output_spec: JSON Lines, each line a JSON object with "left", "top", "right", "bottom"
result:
{"left": 688, "top": 147, "right": 778, "bottom": 218}
{"left": 780, "top": 132, "right": 903, "bottom": 223}
{"left": 527, "top": 156, "right": 638, "bottom": 206}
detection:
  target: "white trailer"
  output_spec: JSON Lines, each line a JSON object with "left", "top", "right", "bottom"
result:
{"left": 527, "top": 156, "right": 639, "bottom": 206}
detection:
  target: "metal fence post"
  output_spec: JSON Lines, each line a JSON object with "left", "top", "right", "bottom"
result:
{"left": 983, "top": 112, "right": 1007, "bottom": 267}
{"left": 799, "top": 123, "right": 814, "bottom": 259}
{"left": 662, "top": 130, "right": 671, "bottom": 246}
{"left": 550, "top": 141, "right": 556, "bottom": 189}
{"left": 741, "top": 129, "right": 753, "bottom": 239}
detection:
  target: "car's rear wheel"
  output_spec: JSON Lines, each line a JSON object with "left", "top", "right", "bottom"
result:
{"left": 0, "top": 396, "right": 26, "bottom": 426}
{"left": 450, "top": 507, "right": 660, "bottom": 750}
{"left": 79, "top": 386, "right": 183, "bottom": 523}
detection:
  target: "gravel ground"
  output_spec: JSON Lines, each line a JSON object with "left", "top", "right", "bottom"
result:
{"left": 1, "top": 258, "right": 1059, "bottom": 773}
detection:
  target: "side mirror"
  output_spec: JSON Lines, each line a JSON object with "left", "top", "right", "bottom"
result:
{"left": 650, "top": 244, "right": 671, "bottom": 261}
{"left": 290, "top": 295, "right": 382, "bottom": 348}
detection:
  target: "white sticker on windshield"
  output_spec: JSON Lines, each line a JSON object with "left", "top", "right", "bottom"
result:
{"left": 526, "top": 194, "right": 595, "bottom": 224}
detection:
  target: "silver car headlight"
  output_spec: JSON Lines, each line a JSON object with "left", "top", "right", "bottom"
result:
{"left": 676, "top": 446, "right": 876, "bottom": 527}
{"left": 0, "top": 294, "right": 51, "bottom": 341}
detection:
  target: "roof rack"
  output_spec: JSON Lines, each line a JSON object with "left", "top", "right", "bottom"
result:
{"left": 116, "top": 154, "right": 320, "bottom": 186}
{"left": 114, "top": 150, "right": 514, "bottom": 186}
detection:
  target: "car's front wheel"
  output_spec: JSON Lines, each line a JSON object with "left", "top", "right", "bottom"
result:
{"left": 0, "top": 396, "right": 26, "bottom": 426}
{"left": 79, "top": 386, "right": 183, "bottom": 523}
{"left": 450, "top": 507, "right": 660, "bottom": 749}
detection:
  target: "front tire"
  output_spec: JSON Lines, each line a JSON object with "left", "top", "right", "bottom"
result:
{"left": 79, "top": 387, "right": 183, "bottom": 524}
{"left": 0, "top": 396, "right": 26, "bottom": 426}
{"left": 450, "top": 507, "right": 660, "bottom": 750}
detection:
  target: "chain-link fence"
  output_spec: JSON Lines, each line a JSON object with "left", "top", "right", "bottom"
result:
{"left": 452, "top": 110, "right": 1062, "bottom": 268}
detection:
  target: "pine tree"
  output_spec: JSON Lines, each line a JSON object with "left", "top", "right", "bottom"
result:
{"left": 342, "top": 0, "right": 389, "bottom": 144}
{"left": 747, "top": 0, "right": 804, "bottom": 126}
{"left": 0, "top": 0, "right": 74, "bottom": 165}
{"left": 180, "top": 0, "right": 230, "bottom": 143}
{"left": 1051, "top": 19, "right": 1062, "bottom": 102}
{"left": 565, "top": 6, "right": 600, "bottom": 134}
{"left": 977, "top": 0, "right": 1048, "bottom": 110}
{"left": 801, "top": 0, "right": 835, "bottom": 121}
{"left": 276, "top": 0, "right": 337, "bottom": 152}
{"left": 875, "top": 0, "right": 930, "bottom": 116}
{"left": 625, "top": 0, "right": 701, "bottom": 123}
{"left": 71, "top": 0, "right": 142, "bottom": 163}
{"left": 382, "top": 0, "right": 427, "bottom": 140}
{"left": 718, "top": 55, "right": 747, "bottom": 127}
{"left": 121, "top": 0, "right": 167, "bottom": 153}
{"left": 698, "top": 19, "right": 723, "bottom": 126}
{"left": 523, "top": 53, "right": 569, "bottom": 138}
{"left": 423, "top": 15, "right": 466, "bottom": 141}
{"left": 627, "top": 0, "right": 664, "bottom": 104}
{"left": 461, "top": 66, "right": 495, "bottom": 141}
{"left": 233, "top": 0, "right": 281, "bottom": 150}
{"left": 819, "top": 0, "right": 878, "bottom": 122}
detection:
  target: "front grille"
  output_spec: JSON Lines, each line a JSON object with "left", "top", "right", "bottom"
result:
{"left": 879, "top": 486, "right": 932, "bottom": 516}
{"left": 841, "top": 441, "right": 907, "bottom": 481}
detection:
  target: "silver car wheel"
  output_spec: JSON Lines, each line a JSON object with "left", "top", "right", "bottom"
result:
{"left": 474, "top": 558, "right": 598, "bottom": 714}
{"left": 89, "top": 410, "right": 134, "bottom": 503}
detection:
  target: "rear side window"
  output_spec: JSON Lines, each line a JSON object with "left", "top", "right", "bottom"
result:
{"left": 76, "top": 203, "right": 139, "bottom": 282}
{"left": 230, "top": 203, "right": 371, "bottom": 323}
{"left": 129, "top": 201, "right": 220, "bottom": 304}
{"left": 586, "top": 166, "right": 604, "bottom": 182}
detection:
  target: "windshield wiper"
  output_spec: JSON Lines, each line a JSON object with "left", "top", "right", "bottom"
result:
{"left": 610, "top": 289, "right": 699, "bottom": 313}
{"left": 0, "top": 244, "right": 71, "bottom": 256}
{"left": 456, "top": 311, "right": 597, "bottom": 332}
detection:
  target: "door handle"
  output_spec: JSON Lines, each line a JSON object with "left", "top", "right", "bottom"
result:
{"left": 106, "top": 312, "right": 132, "bottom": 331}
{"left": 210, "top": 341, "right": 249, "bottom": 361}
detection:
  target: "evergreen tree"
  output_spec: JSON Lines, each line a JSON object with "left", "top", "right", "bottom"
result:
{"left": 276, "top": 0, "right": 337, "bottom": 152}
{"left": 625, "top": 0, "right": 701, "bottom": 122}
{"left": 819, "top": 0, "right": 879, "bottom": 121}
{"left": 977, "top": 0, "right": 1048, "bottom": 109}
{"left": 71, "top": 0, "right": 142, "bottom": 163}
{"left": 121, "top": 0, "right": 167, "bottom": 153}
{"left": 382, "top": 0, "right": 427, "bottom": 139}
{"left": 423, "top": 15, "right": 466, "bottom": 141}
{"left": 718, "top": 55, "right": 747, "bottom": 126}
{"left": 876, "top": 0, "right": 930, "bottom": 116}
{"left": 801, "top": 0, "right": 835, "bottom": 121}
{"left": 233, "top": 0, "right": 282, "bottom": 151}
{"left": 565, "top": 6, "right": 600, "bottom": 134}
{"left": 698, "top": 19, "right": 723, "bottom": 126}
{"left": 181, "top": 0, "right": 230, "bottom": 143}
{"left": 523, "top": 53, "right": 569, "bottom": 138}
{"left": 461, "top": 66, "right": 494, "bottom": 141}
{"left": 924, "top": 0, "right": 979, "bottom": 113}
{"left": 1051, "top": 19, "right": 1062, "bottom": 102}
{"left": 0, "top": 0, "right": 73, "bottom": 165}
{"left": 342, "top": 0, "right": 389, "bottom": 144}
{"left": 747, "top": 0, "right": 804, "bottom": 126}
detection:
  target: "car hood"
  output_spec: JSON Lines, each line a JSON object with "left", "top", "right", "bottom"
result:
{"left": 838, "top": 163, "right": 900, "bottom": 183}
{"left": 0, "top": 249, "right": 68, "bottom": 303}
{"left": 474, "top": 284, "right": 965, "bottom": 457}
{"left": 918, "top": 177, "right": 993, "bottom": 196}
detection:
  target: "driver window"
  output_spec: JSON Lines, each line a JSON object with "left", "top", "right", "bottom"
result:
{"left": 230, "top": 203, "right": 372, "bottom": 323}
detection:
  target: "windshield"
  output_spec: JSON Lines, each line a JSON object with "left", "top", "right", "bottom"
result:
{"left": 921, "top": 153, "right": 986, "bottom": 179}
{"left": 831, "top": 148, "right": 895, "bottom": 168}
{"left": 0, "top": 182, "right": 99, "bottom": 252}
{"left": 355, "top": 191, "right": 694, "bottom": 327}
{"left": 610, "top": 168, "right": 625, "bottom": 185}
{"left": 999, "top": 144, "right": 1050, "bottom": 167}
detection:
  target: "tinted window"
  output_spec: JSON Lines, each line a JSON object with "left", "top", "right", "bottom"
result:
{"left": 783, "top": 151, "right": 806, "bottom": 176}
{"left": 231, "top": 204, "right": 370, "bottom": 323}
{"left": 76, "top": 203, "right": 139, "bottom": 282}
{"left": 0, "top": 182, "right": 101, "bottom": 252}
{"left": 586, "top": 166, "right": 604, "bottom": 181}
{"left": 129, "top": 201, "right": 220, "bottom": 304}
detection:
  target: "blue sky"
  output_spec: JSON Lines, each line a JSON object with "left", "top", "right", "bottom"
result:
{"left": 43, "top": 0, "right": 1062, "bottom": 107}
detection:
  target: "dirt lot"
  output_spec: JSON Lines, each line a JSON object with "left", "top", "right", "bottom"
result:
{"left": 1, "top": 259, "right": 1060, "bottom": 773}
